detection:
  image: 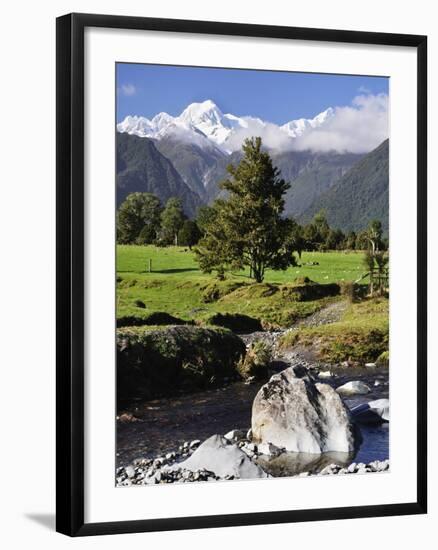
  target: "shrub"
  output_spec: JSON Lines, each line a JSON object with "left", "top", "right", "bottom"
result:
{"left": 376, "top": 350, "right": 389, "bottom": 368}
{"left": 237, "top": 340, "right": 272, "bottom": 380}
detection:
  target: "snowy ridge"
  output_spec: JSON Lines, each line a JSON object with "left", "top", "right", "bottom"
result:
{"left": 117, "top": 99, "right": 334, "bottom": 154}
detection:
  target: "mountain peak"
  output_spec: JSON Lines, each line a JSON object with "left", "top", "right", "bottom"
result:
{"left": 179, "top": 100, "right": 223, "bottom": 125}
{"left": 117, "top": 101, "right": 338, "bottom": 153}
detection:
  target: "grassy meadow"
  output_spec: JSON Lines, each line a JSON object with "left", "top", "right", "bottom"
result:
{"left": 116, "top": 245, "right": 374, "bottom": 329}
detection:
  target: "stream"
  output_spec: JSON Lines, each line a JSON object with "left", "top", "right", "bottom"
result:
{"left": 117, "top": 365, "right": 389, "bottom": 474}
{"left": 117, "top": 301, "right": 389, "bottom": 476}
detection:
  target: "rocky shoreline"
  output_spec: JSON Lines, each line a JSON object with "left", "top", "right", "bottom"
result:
{"left": 117, "top": 319, "right": 389, "bottom": 484}
{"left": 116, "top": 431, "right": 389, "bottom": 487}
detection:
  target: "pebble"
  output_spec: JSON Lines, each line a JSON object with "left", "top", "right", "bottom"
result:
{"left": 116, "top": 424, "right": 389, "bottom": 486}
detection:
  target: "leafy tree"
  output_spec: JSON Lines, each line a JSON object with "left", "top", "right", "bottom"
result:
{"left": 195, "top": 137, "right": 297, "bottom": 283}
{"left": 136, "top": 224, "right": 157, "bottom": 245}
{"left": 117, "top": 192, "right": 162, "bottom": 244}
{"left": 160, "top": 197, "right": 186, "bottom": 245}
{"left": 196, "top": 205, "right": 217, "bottom": 236}
{"left": 178, "top": 220, "right": 202, "bottom": 249}
{"left": 286, "top": 219, "right": 305, "bottom": 259}
{"left": 313, "top": 210, "right": 330, "bottom": 241}
{"left": 302, "top": 211, "right": 331, "bottom": 251}
{"left": 325, "top": 228, "right": 345, "bottom": 250}
{"left": 302, "top": 222, "right": 319, "bottom": 251}
{"left": 345, "top": 231, "right": 357, "bottom": 250}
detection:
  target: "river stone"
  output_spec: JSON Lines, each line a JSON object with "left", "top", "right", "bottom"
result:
{"left": 318, "top": 370, "right": 333, "bottom": 379}
{"left": 351, "top": 398, "right": 389, "bottom": 424}
{"left": 224, "top": 429, "right": 246, "bottom": 441}
{"left": 166, "top": 435, "right": 268, "bottom": 479}
{"left": 251, "top": 366, "right": 358, "bottom": 454}
{"left": 336, "top": 381, "right": 371, "bottom": 396}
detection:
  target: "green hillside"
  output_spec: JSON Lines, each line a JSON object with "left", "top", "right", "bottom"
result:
{"left": 117, "top": 133, "right": 202, "bottom": 217}
{"left": 302, "top": 139, "right": 389, "bottom": 233}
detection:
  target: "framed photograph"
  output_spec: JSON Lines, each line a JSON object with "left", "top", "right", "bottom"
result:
{"left": 56, "top": 13, "right": 427, "bottom": 536}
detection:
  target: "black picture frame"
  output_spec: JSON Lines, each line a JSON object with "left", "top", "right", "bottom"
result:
{"left": 56, "top": 12, "right": 428, "bottom": 537}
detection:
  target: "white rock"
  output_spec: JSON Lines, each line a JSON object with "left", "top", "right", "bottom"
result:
{"left": 166, "top": 435, "right": 268, "bottom": 479}
{"left": 224, "top": 429, "right": 245, "bottom": 441}
{"left": 336, "top": 381, "right": 371, "bottom": 396}
{"left": 189, "top": 440, "right": 201, "bottom": 449}
{"left": 318, "top": 370, "right": 333, "bottom": 379}
{"left": 365, "top": 362, "right": 377, "bottom": 368}
{"left": 251, "top": 366, "right": 359, "bottom": 454}
{"left": 257, "top": 442, "right": 284, "bottom": 457}
{"left": 351, "top": 398, "right": 389, "bottom": 423}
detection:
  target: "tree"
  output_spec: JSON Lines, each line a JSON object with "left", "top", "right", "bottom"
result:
{"left": 366, "top": 219, "right": 383, "bottom": 253}
{"left": 117, "top": 192, "right": 162, "bottom": 244}
{"left": 374, "top": 251, "right": 389, "bottom": 295}
{"left": 195, "top": 137, "right": 297, "bottom": 283}
{"left": 286, "top": 219, "right": 305, "bottom": 259}
{"left": 345, "top": 231, "right": 357, "bottom": 250}
{"left": 136, "top": 225, "right": 157, "bottom": 245}
{"left": 325, "top": 228, "right": 345, "bottom": 250}
{"left": 178, "top": 220, "right": 201, "bottom": 249}
{"left": 160, "top": 197, "right": 186, "bottom": 245}
{"left": 362, "top": 220, "right": 388, "bottom": 296}
{"left": 302, "top": 211, "right": 330, "bottom": 251}
{"left": 196, "top": 205, "right": 217, "bottom": 236}
{"left": 313, "top": 210, "right": 330, "bottom": 242}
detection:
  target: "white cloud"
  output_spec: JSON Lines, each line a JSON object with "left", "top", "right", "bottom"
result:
{"left": 357, "top": 85, "right": 371, "bottom": 94}
{"left": 120, "top": 83, "right": 137, "bottom": 96}
{"left": 225, "top": 118, "right": 293, "bottom": 152}
{"left": 292, "top": 93, "right": 389, "bottom": 153}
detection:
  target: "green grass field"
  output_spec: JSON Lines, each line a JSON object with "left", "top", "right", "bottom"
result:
{"left": 116, "top": 245, "right": 371, "bottom": 327}
{"left": 117, "top": 245, "right": 367, "bottom": 283}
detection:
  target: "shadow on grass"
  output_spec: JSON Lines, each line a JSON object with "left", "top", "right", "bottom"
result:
{"left": 117, "top": 267, "right": 200, "bottom": 274}
{"left": 154, "top": 268, "right": 200, "bottom": 274}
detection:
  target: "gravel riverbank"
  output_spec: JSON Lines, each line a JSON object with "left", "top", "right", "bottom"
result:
{"left": 116, "top": 433, "right": 389, "bottom": 486}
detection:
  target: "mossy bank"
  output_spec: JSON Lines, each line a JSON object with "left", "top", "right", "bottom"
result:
{"left": 117, "top": 325, "right": 246, "bottom": 405}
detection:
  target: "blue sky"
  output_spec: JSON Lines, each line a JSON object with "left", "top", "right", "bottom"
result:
{"left": 116, "top": 63, "right": 388, "bottom": 125}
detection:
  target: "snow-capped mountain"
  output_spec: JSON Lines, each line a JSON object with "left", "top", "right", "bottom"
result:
{"left": 280, "top": 108, "right": 334, "bottom": 138}
{"left": 117, "top": 100, "right": 333, "bottom": 154}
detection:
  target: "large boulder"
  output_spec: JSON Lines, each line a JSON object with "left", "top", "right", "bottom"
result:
{"left": 351, "top": 398, "right": 389, "bottom": 424}
{"left": 167, "top": 435, "right": 268, "bottom": 479}
{"left": 336, "top": 381, "right": 371, "bottom": 396}
{"left": 251, "top": 366, "right": 359, "bottom": 454}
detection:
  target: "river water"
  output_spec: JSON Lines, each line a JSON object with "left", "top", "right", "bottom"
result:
{"left": 117, "top": 366, "right": 389, "bottom": 475}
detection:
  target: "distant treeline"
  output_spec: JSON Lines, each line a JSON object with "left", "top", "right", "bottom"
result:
{"left": 116, "top": 191, "right": 387, "bottom": 253}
